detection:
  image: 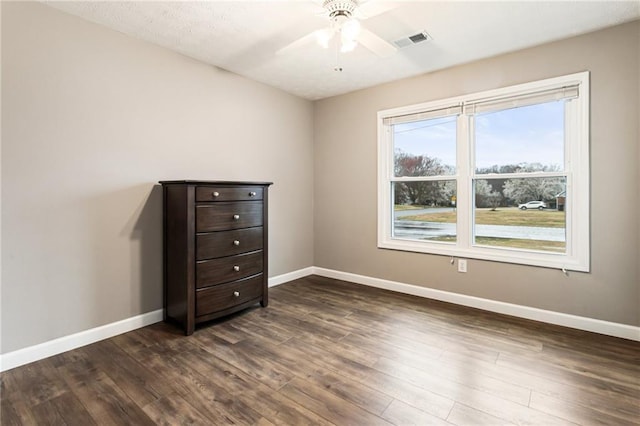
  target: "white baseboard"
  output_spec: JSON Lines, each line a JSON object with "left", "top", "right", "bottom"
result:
{"left": 3, "top": 266, "right": 638, "bottom": 372}
{"left": 0, "top": 309, "right": 163, "bottom": 373}
{"left": 269, "top": 267, "right": 314, "bottom": 287}
{"left": 311, "top": 267, "right": 640, "bottom": 342}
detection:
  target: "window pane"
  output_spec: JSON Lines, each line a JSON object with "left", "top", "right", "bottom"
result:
{"left": 393, "top": 181, "right": 457, "bottom": 242}
{"left": 394, "top": 116, "right": 456, "bottom": 177}
{"left": 475, "top": 101, "right": 565, "bottom": 174}
{"left": 473, "top": 177, "right": 566, "bottom": 253}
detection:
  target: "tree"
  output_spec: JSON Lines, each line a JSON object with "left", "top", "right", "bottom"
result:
{"left": 394, "top": 150, "right": 455, "bottom": 206}
{"left": 475, "top": 179, "right": 503, "bottom": 210}
{"left": 394, "top": 150, "right": 451, "bottom": 177}
{"left": 396, "top": 181, "right": 455, "bottom": 206}
{"left": 502, "top": 177, "right": 564, "bottom": 204}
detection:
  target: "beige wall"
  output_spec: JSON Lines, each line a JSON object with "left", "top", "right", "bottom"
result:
{"left": 314, "top": 21, "right": 640, "bottom": 326}
{"left": 1, "top": 2, "right": 314, "bottom": 353}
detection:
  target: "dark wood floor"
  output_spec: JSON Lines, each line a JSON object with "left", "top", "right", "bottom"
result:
{"left": 2, "top": 275, "right": 639, "bottom": 425}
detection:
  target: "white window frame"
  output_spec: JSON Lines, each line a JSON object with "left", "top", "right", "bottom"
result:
{"left": 377, "top": 72, "right": 590, "bottom": 272}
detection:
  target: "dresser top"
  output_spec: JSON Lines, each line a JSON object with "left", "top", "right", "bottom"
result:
{"left": 159, "top": 180, "right": 273, "bottom": 186}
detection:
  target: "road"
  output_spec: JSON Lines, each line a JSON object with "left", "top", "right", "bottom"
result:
{"left": 394, "top": 220, "right": 565, "bottom": 241}
{"left": 394, "top": 208, "right": 455, "bottom": 218}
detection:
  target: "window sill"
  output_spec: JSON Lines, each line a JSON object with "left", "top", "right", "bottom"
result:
{"left": 378, "top": 238, "right": 589, "bottom": 272}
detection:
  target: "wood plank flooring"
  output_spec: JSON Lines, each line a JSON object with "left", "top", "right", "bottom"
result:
{"left": 2, "top": 275, "right": 639, "bottom": 425}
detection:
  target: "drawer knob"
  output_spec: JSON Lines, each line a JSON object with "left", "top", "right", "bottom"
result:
{"left": 233, "top": 291, "right": 240, "bottom": 297}
{"left": 233, "top": 265, "right": 240, "bottom": 272}
{"left": 212, "top": 191, "right": 220, "bottom": 198}
{"left": 233, "top": 214, "right": 240, "bottom": 220}
{"left": 233, "top": 240, "right": 240, "bottom": 246}
{"left": 249, "top": 191, "right": 257, "bottom": 197}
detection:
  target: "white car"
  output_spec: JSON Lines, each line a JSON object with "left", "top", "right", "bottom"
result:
{"left": 518, "top": 201, "right": 547, "bottom": 210}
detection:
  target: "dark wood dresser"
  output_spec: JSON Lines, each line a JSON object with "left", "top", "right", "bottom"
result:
{"left": 159, "top": 180, "right": 273, "bottom": 335}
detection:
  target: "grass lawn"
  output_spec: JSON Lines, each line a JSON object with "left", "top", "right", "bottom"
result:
{"left": 399, "top": 207, "right": 566, "bottom": 228}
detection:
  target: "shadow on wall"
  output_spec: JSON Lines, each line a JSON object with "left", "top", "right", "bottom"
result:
{"left": 117, "top": 184, "right": 164, "bottom": 316}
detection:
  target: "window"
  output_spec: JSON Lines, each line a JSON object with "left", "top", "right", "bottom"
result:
{"left": 377, "top": 72, "right": 589, "bottom": 271}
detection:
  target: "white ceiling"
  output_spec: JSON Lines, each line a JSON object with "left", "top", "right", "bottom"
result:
{"left": 44, "top": 1, "right": 640, "bottom": 100}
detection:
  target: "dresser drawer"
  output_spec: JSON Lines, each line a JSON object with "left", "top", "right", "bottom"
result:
{"left": 196, "top": 251, "right": 263, "bottom": 289}
{"left": 196, "top": 202, "right": 262, "bottom": 232}
{"left": 196, "top": 274, "right": 263, "bottom": 317}
{"left": 196, "top": 186, "right": 264, "bottom": 202}
{"left": 196, "top": 227, "right": 263, "bottom": 260}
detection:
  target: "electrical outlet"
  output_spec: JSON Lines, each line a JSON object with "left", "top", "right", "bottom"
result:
{"left": 458, "top": 259, "right": 467, "bottom": 273}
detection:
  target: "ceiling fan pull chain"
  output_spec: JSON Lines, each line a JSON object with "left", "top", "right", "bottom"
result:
{"left": 334, "top": 39, "right": 343, "bottom": 72}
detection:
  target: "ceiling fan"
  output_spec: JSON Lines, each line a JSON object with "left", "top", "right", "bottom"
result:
{"left": 277, "top": 0, "right": 398, "bottom": 58}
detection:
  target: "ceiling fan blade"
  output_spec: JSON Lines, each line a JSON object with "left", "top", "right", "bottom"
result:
{"left": 276, "top": 30, "right": 324, "bottom": 56}
{"left": 357, "top": 28, "right": 397, "bottom": 57}
{"left": 356, "top": 1, "right": 398, "bottom": 19}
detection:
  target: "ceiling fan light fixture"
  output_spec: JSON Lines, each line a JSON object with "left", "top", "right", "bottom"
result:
{"left": 315, "top": 28, "right": 334, "bottom": 49}
{"left": 341, "top": 18, "right": 361, "bottom": 41}
{"left": 340, "top": 18, "right": 360, "bottom": 52}
{"left": 340, "top": 39, "right": 358, "bottom": 53}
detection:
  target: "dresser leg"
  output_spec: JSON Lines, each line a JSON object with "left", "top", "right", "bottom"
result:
{"left": 185, "top": 320, "right": 195, "bottom": 336}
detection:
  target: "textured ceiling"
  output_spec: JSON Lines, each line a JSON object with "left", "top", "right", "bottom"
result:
{"left": 44, "top": 1, "right": 640, "bottom": 100}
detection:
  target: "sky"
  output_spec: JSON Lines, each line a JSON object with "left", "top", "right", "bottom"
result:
{"left": 393, "top": 101, "right": 565, "bottom": 173}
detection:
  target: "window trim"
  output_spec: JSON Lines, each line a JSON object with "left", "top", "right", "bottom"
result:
{"left": 377, "top": 72, "right": 590, "bottom": 272}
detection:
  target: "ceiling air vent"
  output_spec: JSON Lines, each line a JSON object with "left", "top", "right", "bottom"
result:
{"left": 393, "top": 31, "right": 432, "bottom": 49}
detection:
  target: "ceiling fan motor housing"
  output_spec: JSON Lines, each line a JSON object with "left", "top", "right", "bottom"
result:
{"left": 323, "top": 0, "right": 359, "bottom": 19}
